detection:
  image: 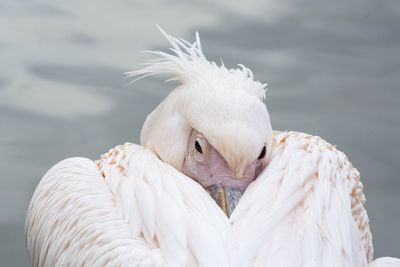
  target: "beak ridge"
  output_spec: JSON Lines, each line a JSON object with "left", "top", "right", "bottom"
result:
{"left": 206, "top": 184, "right": 244, "bottom": 217}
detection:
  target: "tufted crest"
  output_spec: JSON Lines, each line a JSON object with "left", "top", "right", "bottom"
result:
{"left": 126, "top": 26, "right": 267, "bottom": 100}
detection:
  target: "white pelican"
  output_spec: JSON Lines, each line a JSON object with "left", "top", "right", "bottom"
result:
{"left": 26, "top": 29, "right": 400, "bottom": 267}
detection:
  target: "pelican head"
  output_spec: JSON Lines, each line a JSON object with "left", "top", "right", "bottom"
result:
{"left": 127, "top": 28, "right": 272, "bottom": 216}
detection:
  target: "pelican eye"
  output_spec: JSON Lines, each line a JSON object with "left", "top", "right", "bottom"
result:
{"left": 195, "top": 140, "right": 203, "bottom": 154}
{"left": 258, "top": 146, "right": 266, "bottom": 160}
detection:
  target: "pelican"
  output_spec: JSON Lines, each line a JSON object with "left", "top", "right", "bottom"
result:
{"left": 26, "top": 29, "right": 400, "bottom": 267}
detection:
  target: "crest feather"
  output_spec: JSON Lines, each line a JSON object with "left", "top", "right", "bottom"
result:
{"left": 126, "top": 26, "right": 267, "bottom": 100}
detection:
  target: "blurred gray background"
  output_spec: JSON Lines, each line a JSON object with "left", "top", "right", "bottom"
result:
{"left": 1, "top": 0, "right": 399, "bottom": 265}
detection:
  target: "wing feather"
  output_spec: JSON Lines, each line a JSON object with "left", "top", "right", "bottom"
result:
{"left": 27, "top": 143, "right": 230, "bottom": 267}
{"left": 98, "top": 143, "right": 230, "bottom": 267}
{"left": 369, "top": 257, "right": 400, "bottom": 267}
{"left": 229, "top": 131, "right": 372, "bottom": 267}
{"left": 26, "top": 157, "right": 164, "bottom": 267}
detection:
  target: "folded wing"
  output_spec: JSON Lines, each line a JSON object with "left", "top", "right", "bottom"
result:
{"left": 26, "top": 144, "right": 229, "bottom": 267}
{"left": 229, "top": 131, "right": 373, "bottom": 267}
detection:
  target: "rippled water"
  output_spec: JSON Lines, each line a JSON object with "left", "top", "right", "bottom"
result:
{"left": 1, "top": 0, "right": 399, "bottom": 265}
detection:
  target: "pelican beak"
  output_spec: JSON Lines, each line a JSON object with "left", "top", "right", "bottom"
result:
{"left": 206, "top": 184, "right": 244, "bottom": 217}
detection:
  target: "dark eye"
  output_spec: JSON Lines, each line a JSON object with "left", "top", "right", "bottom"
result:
{"left": 195, "top": 140, "right": 203, "bottom": 154}
{"left": 258, "top": 146, "right": 266, "bottom": 160}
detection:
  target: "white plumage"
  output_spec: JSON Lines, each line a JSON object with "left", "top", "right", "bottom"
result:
{"left": 26, "top": 29, "right": 400, "bottom": 267}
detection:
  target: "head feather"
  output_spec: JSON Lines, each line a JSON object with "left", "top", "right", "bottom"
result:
{"left": 132, "top": 27, "right": 273, "bottom": 171}
{"left": 126, "top": 27, "right": 267, "bottom": 100}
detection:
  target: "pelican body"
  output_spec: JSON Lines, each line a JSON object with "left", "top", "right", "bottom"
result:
{"left": 26, "top": 29, "right": 400, "bottom": 267}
